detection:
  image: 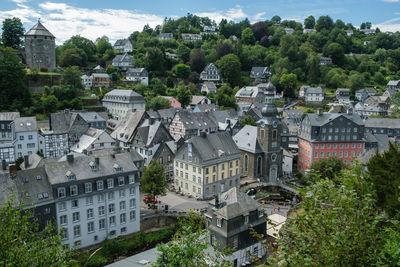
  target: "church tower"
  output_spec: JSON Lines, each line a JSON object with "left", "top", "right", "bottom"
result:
{"left": 256, "top": 101, "right": 282, "bottom": 183}
{"left": 25, "top": 20, "right": 56, "bottom": 71}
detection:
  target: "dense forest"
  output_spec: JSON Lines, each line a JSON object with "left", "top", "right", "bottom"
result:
{"left": 1, "top": 14, "right": 400, "bottom": 114}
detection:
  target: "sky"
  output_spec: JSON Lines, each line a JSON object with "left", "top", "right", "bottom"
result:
{"left": 1, "top": 0, "right": 400, "bottom": 44}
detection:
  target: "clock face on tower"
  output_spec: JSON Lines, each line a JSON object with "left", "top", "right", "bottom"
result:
{"left": 273, "top": 121, "right": 278, "bottom": 128}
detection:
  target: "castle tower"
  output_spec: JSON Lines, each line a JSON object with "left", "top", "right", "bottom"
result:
{"left": 25, "top": 20, "right": 56, "bottom": 71}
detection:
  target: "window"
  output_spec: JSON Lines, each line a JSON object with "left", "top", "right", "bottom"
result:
{"left": 109, "top": 203, "right": 115, "bottom": 213}
{"left": 358, "top": 143, "right": 362, "bottom": 148}
{"left": 320, "top": 152, "right": 324, "bottom": 158}
{"left": 97, "top": 181, "right": 104, "bottom": 190}
{"left": 245, "top": 215, "right": 249, "bottom": 224}
{"left": 58, "top": 188, "right": 66, "bottom": 198}
{"left": 118, "top": 177, "right": 125, "bottom": 186}
{"left": 88, "top": 222, "right": 94, "bottom": 233}
{"left": 86, "top": 196, "right": 93, "bottom": 205}
{"left": 60, "top": 228, "right": 68, "bottom": 240}
{"left": 73, "top": 225, "right": 81, "bottom": 237}
{"left": 107, "top": 179, "right": 114, "bottom": 188}
{"left": 85, "top": 183, "right": 92, "bottom": 193}
{"left": 130, "top": 199, "right": 136, "bottom": 209}
{"left": 72, "top": 200, "right": 78, "bottom": 208}
{"left": 99, "top": 219, "right": 105, "bottom": 230}
{"left": 244, "top": 154, "right": 248, "bottom": 172}
{"left": 98, "top": 206, "right": 105, "bottom": 216}
{"left": 87, "top": 209, "right": 94, "bottom": 219}
{"left": 314, "top": 152, "right": 318, "bottom": 158}
{"left": 19, "top": 136, "right": 24, "bottom": 140}
{"left": 345, "top": 152, "right": 348, "bottom": 157}
{"left": 109, "top": 216, "right": 116, "bottom": 227}
{"left": 206, "top": 168, "right": 209, "bottom": 174}
{"left": 120, "top": 213, "right": 126, "bottom": 224}
{"left": 129, "top": 175, "right": 135, "bottom": 184}
{"left": 119, "top": 189, "right": 125, "bottom": 198}
{"left": 129, "top": 187, "right": 136, "bottom": 196}
{"left": 120, "top": 201, "right": 126, "bottom": 211}
{"left": 327, "top": 152, "right": 330, "bottom": 157}
{"left": 73, "top": 212, "right": 80, "bottom": 222}
{"left": 108, "top": 192, "right": 114, "bottom": 200}
{"left": 216, "top": 218, "right": 222, "bottom": 227}
{"left": 97, "top": 194, "right": 104, "bottom": 203}
{"left": 60, "top": 215, "right": 67, "bottom": 225}
{"left": 58, "top": 202, "right": 66, "bottom": 211}
{"left": 345, "top": 144, "right": 349, "bottom": 148}
{"left": 333, "top": 144, "right": 337, "bottom": 149}
{"left": 130, "top": 211, "right": 136, "bottom": 221}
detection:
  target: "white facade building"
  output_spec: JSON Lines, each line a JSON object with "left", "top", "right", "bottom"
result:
{"left": 70, "top": 128, "right": 115, "bottom": 154}
{"left": 102, "top": 89, "right": 145, "bottom": 120}
{"left": 39, "top": 128, "right": 69, "bottom": 158}
{"left": 14, "top": 117, "right": 38, "bottom": 159}
{"left": 81, "top": 75, "right": 93, "bottom": 90}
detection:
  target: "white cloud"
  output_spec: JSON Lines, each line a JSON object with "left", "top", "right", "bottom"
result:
{"left": 252, "top": 12, "right": 266, "bottom": 21}
{"left": 11, "top": 0, "right": 30, "bottom": 8}
{"left": 374, "top": 16, "right": 400, "bottom": 32}
{"left": 381, "top": 0, "right": 399, "bottom": 2}
{"left": 1, "top": 1, "right": 164, "bottom": 44}
{"left": 195, "top": 5, "right": 248, "bottom": 23}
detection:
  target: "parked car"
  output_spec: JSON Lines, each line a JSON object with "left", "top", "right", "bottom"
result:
{"left": 246, "top": 188, "right": 257, "bottom": 196}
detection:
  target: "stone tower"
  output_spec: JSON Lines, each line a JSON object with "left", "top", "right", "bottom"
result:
{"left": 256, "top": 101, "right": 283, "bottom": 183}
{"left": 25, "top": 20, "right": 56, "bottom": 71}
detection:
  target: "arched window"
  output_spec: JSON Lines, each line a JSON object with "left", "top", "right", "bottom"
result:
{"left": 257, "top": 156, "right": 262, "bottom": 176}
{"left": 244, "top": 154, "right": 248, "bottom": 172}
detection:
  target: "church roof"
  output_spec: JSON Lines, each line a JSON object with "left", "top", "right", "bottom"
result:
{"left": 25, "top": 21, "right": 55, "bottom": 38}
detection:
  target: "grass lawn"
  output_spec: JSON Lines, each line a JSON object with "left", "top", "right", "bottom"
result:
{"left": 324, "top": 88, "right": 336, "bottom": 98}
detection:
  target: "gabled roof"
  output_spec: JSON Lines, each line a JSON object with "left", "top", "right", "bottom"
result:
{"left": 201, "top": 63, "right": 217, "bottom": 73}
{"left": 233, "top": 125, "right": 263, "bottom": 153}
{"left": 305, "top": 87, "right": 323, "bottom": 94}
{"left": 214, "top": 187, "right": 261, "bottom": 220}
{"left": 175, "top": 110, "right": 218, "bottom": 130}
{"left": 92, "top": 73, "right": 109, "bottom": 78}
{"left": 114, "top": 39, "right": 131, "bottom": 47}
{"left": 387, "top": 80, "right": 400, "bottom": 86}
{"left": 191, "top": 95, "right": 209, "bottom": 105}
{"left": 305, "top": 112, "right": 364, "bottom": 127}
{"left": 202, "top": 81, "right": 217, "bottom": 90}
{"left": 250, "top": 67, "right": 269, "bottom": 77}
{"left": 112, "top": 53, "right": 134, "bottom": 63}
{"left": 134, "top": 120, "right": 173, "bottom": 147}
{"left": 194, "top": 104, "right": 218, "bottom": 112}
{"left": 157, "top": 107, "right": 181, "bottom": 120}
{"left": 364, "top": 118, "right": 400, "bottom": 129}
{"left": 0, "top": 112, "right": 20, "bottom": 121}
{"left": 111, "top": 110, "right": 147, "bottom": 143}
{"left": 25, "top": 21, "right": 55, "bottom": 38}
{"left": 211, "top": 109, "right": 237, "bottom": 123}
{"left": 71, "top": 128, "right": 114, "bottom": 153}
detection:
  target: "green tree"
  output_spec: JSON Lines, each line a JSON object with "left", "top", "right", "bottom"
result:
{"left": 140, "top": 159, "right": 168, "bottom": 198}
{"left": 59, "top": 48, "right": 84, "bottom": 67}
{"left": 42, "top": 95, "right": 58, "bottom": 113}
{"left": 304, "top": 15, "right": 316, "bottom": 29}
{"left": 271, "top": 15, "right": 281, "bottom": 24}
{"left": 147, "top": 96, "right": 171, "bottom": 111}
{"left": 367, "top": 143, "right": 400, "bottom": 217}
{"left": 64, "top": 35, "right": 97, "bottom": 61}
{"left": 325, "top": 42, "right": 345, "bottom": 66}
{"left": 61, "top": 66, "right": 84, "bottom": 91}
{"left": 241, "top": 27, "right": 255, "bottom": 45}
{"left": 279, "top": 73, "right": 297, "bottom": 98}
{"left": 176, "top": 84, "right": 192, "bottom": 108}
{"left": 1, "top": 17, "right": 24, "bottom": 49}
{"left": 0, "top": 199, "right": 72, "bottom": 266}
{"left": 279, "top": 35, "right": 299, "bottom": 62}
{"left": 217, "top": 54, "right": 241, "bottom": 87}
{"left": 144, "top": 47, "right": 165, "bottom": 74}
{"left": 0, "top": 47, "right": 31, "bottom": 111}
{"left": 347, "top": 73, "right": 365, "bottom": 95}
{"left": 306, "top": 157, "right": 346, "bottom": 184}
{"left": 188, "top": 49, "right": 206, "bottom": 73}
{"left": 316, "top": 15, "right": 334, "bottom": 32}
{"left": 270, "top": 167, "right": 388, "bottom": 266}
{"left": 214, "top": 85, "right": 237, "bottom": 109}
{"left": 96, "top": 36, "right": 113, "bottom": 56}
{"left": 177, "top": 44, "right": 191, "bottom": 63}
{"left": 173, "top": 64, "right": 191, "bottom": 79}
{"left": 239, "top": 115, "right": 256, "bottom": 126}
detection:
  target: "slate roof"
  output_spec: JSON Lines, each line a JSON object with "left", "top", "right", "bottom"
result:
{"left": 306, "top": 112, "right": 364, "bottom": 127}
{"left": 126, "top": 68, "right": 147, "bottom": 77}
{"left": 73, "top": 111, "right": 106, "bottom": 123}
{"left": 111, "top": 110, "right": 147, "bottom": 143}
{"left": 114, "top": 39, "right": 131, "bottom": 47}
{"left": 283, "top": 109, "right": 303, "bottom": 119}
{"left": 305, "top": 87, "right": 323, "bottom": 94}
{"left": 45, "top": 153, "right": 139, "bottom": 185}
{"left": 135, "top": 120, "right": 173, "bottom": 147}
{"left": 0, "top": 112, "right": 20, "bottom": 121}
{"left": 0, "top": 173, "right": 19, "bottom": 207}
{"left": 211, "top": 109, "right": 237, "bottom": 123}
{"left": 112, "top": 53, "right": 134, "bottom": 64}
{"left": 250, "top": 67, "right": 269, "bottom": 78}
{"left": 103, "top": 89, "right": 145, "bottom": 104}
{"left": 202, "top": 81, "right": 217, "bottom": 90}
{"left": 71, "top": 128, "right": 113, "bottom": 153}
{"left": 191, "top": 95, "right": 209, "bottom": 105}
{"left": 14, "top": 117, "right": 37, "bottom": 132}
{"left": 235, "top": 86, "right": 262, "bottom": 98}
{"left": 92, "top": 73, "right": 109, "bottom": 78}
{"left": 157, "top": 108, "right": 181, "bottom": 120}
{"left": 387, "top": 80, "right": 400, "bottom": 86}
{"left": 177, "top": 110, "right": 218, "bottom": 130}
{"left": 195, "top": 104, "right": 218, "bottom": 112}
{"left": 25, "top": 21, "right": 55, "bottom": 38}
{"left": 364, "top": 118, "right": 400, "bottom": 129}
{"left": 183, "top": 132, "right": 240, "bottom": 163}
{"left": 49, "top": 112, "right": 71, "bottom": 133}
{"left": 214, "top": 187, "right": 261, "bottom": 220}
{"left": 233, "top": 125, "right": 263, "bottom": 153}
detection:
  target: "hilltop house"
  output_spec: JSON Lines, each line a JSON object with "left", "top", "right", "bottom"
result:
{"left": 336, "top": 88, "right": 350, "bottom": 103}
{"left": 201, "top": 82, "right": 217, "bottom": 94}
{"left": 91, "top": 73, "right": 110, "bottom": 88}
{"left": 102, "top": 89, "right": 145, "bottom": 120}
{"left": 159, "top": 33, "right": 173, "bottom": 41}
{"left": 112, "top": 53, "right": 134, "bottom": 70}
{"left": 126, "top": 68, "right": 148, "bottom": 86}
{"left": 200, "top": 63, "right": 220, "bottom": 81}
{"left": 250, "top": 67, "right": 269, "bottom": 84}
{"left": 113, "top": 39, "right": 133, "bottom": 53}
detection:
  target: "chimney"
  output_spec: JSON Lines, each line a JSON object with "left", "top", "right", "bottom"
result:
{"left": 215, "top": 194, "right": 219, "bottom": 208}
{"left": 347, "top": 108, "right": 353, "bottom": 115}
{"left": 2, "top": 160, "right": 6, "bottom": 171}
{"left": 67, "top": 154, "right": 74, "bottom": 164}
{"left": 83, "top": 149, "right": 87, "bottom": 155}
{"left": 200, "top": 132, "right": 207, "bottom": 138}
{"left": 95, "top": 157, "right": 99, "bottom": 166}
{"left": 24, "top": 155, "right": 29, "bottom": 169}
{"left": 9, "top": 164, "right": 17, "bottom": 177}
{"left": 317, "top": 108, "right": 323, "bottom": 116}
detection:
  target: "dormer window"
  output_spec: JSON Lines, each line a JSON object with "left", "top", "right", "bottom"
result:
{"left": 70, "top": 185, "right": 78, "bottom": 196}
{"left": 258, "top": 210, "right": 264, "bottom": 218}
{"left": 66, "top": 171, "right": 76, "bottom": 181}
{"left": 89, "top": 161, "right": 98, "bottom": 171}
{"left": 113, "top": 164, "right": 122, "bottom": 172}
{"left": 58, "top": 187, "right": 66, "bottom": 198}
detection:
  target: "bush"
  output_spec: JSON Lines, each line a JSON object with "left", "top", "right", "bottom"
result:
{"left": 86, "top": 254, "right": 108, "bottom": 267}
{"left": 101, "top": 239, "right": 126, "bottom": 259}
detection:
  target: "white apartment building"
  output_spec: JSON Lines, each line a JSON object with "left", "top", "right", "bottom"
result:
{"left": 14, "top": 117, "right": 38, "bottom": 159}
{"left": 39, "top": 128, "right": 69, "bottom": 158}
{"left": 46, "top": 153, "right": 141, "bottom": 249}
{"left": 102, "top": 89, "right": 145, "bottom": 120}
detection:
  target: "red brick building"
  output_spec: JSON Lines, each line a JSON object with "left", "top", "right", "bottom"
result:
{"left": 298, "top": 110, "right": 365, "bottom": 173}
